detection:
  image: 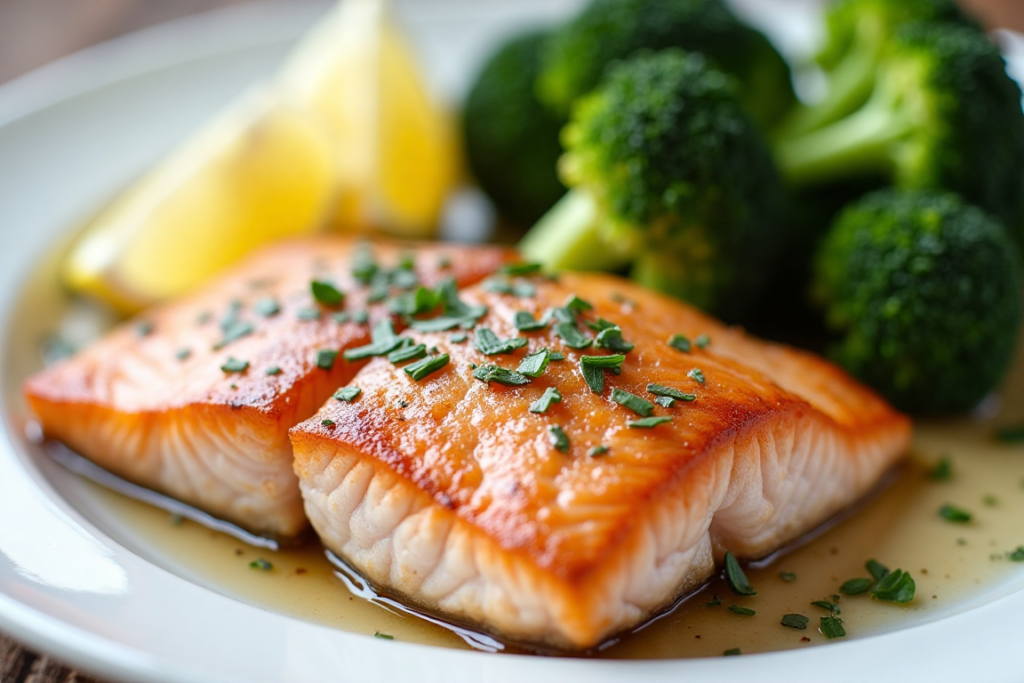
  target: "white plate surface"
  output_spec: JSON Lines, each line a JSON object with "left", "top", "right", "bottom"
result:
{"left": 1, "top": 2, "right": 1024, "bottom": 682}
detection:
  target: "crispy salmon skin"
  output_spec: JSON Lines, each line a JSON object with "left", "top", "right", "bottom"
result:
{"left": 24, "top": 238, "right": 512, "bottom": 538}
{"left": 291, "top": 271, "right": 910, "bottom": 649}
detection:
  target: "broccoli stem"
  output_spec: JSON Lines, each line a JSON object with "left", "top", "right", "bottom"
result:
{"left": 774, "top": 84, "right": 913, "bottom": 188}
{"left": 774, "top": 41, "right": 878, "bottom": 138}
{"left": 518, "top": 191, "right": 634, "bottom": 271}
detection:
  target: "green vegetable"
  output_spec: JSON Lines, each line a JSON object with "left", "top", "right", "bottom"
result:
{"left": 779, "top": 571, "right": 797, "bottom": 583}
{"left": 723, "top": 648, "right": 741, "bottom": 656}
{"left": 1008, "top": 547, "right": 1024, "bottom": 562}
{"left": 812, "top": 189, "right": 1023, "bottom": 413}
{"left": 517, "top": 349, "right": 551, "bottom": 378}
{"left": 610, "top": 388, "right": 654, "bottom": 417}
{"left": 840, "top": 578, "right": 873, "bottom": 595}
{"left": 694, "top": 334, "right": 710, "bottom": 349}
{"left": 333, "top": 387, "right": 361, "bottom": 402}
{"left": 579, "top": 354, "right": 626, "bottom": 394}
{"left": 388, "top": 286, "right": 438, "bottom": 316}
{"left": 514, "top": 311, "right": 546, "bottom": 332}
{"left": 554, "top": 322, "right": 593, "bottom": 349}
{"left": 938, "top": 504, "right": 972, "bottom": 523}
{"left": 344, "top": 319, "right": 404, "bottom": 361}
{"left": 775, "top": 23, "right": 1024, "bottom": 239}
{"left": 549, "top": 425, "right": 570, "bottom": 452}
{"left": 521, "top": 50, "right": 786, "bottom": 318}
{"left": 462, "top": 30, "right": 566, "bottom": 226}
{"left": 474, "top": 328, "right": 529, "bottom": 356}
{"left": 404, "top": 354, "right": 450, "bottom": 381}
{"left": 537, "top": 0, "right": 794, "bottom": 128}
{"left": 811, "top": 600, "right": 840, "bottom": 614}
{"left": 311, "top": 280, "right": 344, "bottom": 306}
{"left": 473, "top": 365, "right": 532, "bottom": 386}
{"left": 781, "top": 614, "right": 809, "bottom": 629}
{"left": 594, "top": 326, "right": 634, "bottom": 353}
{"left": 387, "top": 343, "right": 427, "bottom": 364}
{"left": 820, "top": 615, "right": 846, "bottom": 639}
{"left": 654, "top": 396, "right": 675, "bottom": 408}
{"left": 866, "top": 559, "right": 889, "bottom": 582}
{"left": 871, "top": 569, "right": 916, "bottom": 602}
{"left": 724, "top": 551, "right": 756, "bottom": 596}
{"left": 529, "top": 387, "right": 562, "bottom": 414}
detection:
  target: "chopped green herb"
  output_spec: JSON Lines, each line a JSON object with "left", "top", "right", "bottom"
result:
{"left": 627, "top": 416, "right": 672, "bottom": 429}
{"left": 517, "top": 349, "right": 551, "bottom": 378}
{"left": 811, "top": 600, "right": 840, "bottom": 614}
{"left": 668, "top": 334, "right": 691, "bottom": 353}
{"left": 407, "top": 279, "right": 487, "bottom": 332}
{"left": 1008, "top": 546, "right": 1024, "bottom": 561}
{"left": 321, "top": 419, "right": 335, "bottom": 427}
{"left": 500, "top": 262, "right": 542, "bottom": 276}
{"left": 352, "top": 311, "right": 369, "bottom": 324}
{"left": 587, "top": 445, "right": 609, "bottom": 457}
{"left": 983, "top": 494, "right": 998, "bottom": 507}
{"left": 351, "top": 243, "right": 378, "bottom": 284}
{"left": 373, "top": 631, "right": 394, "bottom": 640}
{"left": 514, "top": 311, "right": 546, "bottom": 332}
{"left": 554, "top": 321, "right": 593, "bottom": 349}
{"left": 316, "top": 349, "right": 339, "bottom": 370}
{"left": 820, "top": 616, "right": 846, "bottom": 639}
{"left": 249, "top": 558, "right": 272, "bottom": 571}
{"left": 220, "top": 357, "right": 249, "bottom": 373}
{"left": 929, "top": 456, "right": 952, "bottom": 481}
{"left": 474, "top": 328, "right": 528, "bottom": 356}
{"left": 584, "top": 317, "right": 618, "bottom": 332}
{"left": 563, "top": 294, "right": 593, "bottom": 313}
{"left": 311, "top": 280, "right": 344, "bottom": 306}
{"left": 595, "top": 326, "right": 634, "bottom": 353}
{"left": 136, "top": 321, "right": 154, "bottom": 337}
{"left": 695, "top": 334, "right": 711, "bottom": 349}
{"left": 840, "top": 578, "right": 873, "bottom": 595}
{"left": 404, "top": 354, "right": 450, "bottom": 381}
{"left": 781, "top": 614, "right": 809, "bottom": 630}
{"left": 728, "top": 605, "right": 756, "bottom": 616}
{"left": 389, "top": 286, "right": 438, "bottom": 316}
{"left": 654, "top": 396, "right": 675, "bottom": 408}
{"left": 688, "top": 368, "right": 706, "bottom": 384}
{"left": 297, "top": 307, "right": 321, "bottom": 321}
{"left": 214, "top": 320, "right": 255, "bottom": 349}
{"left": 333, "top": 387, "right": 362, "bottom": 403}
{"left": 175, "top": 348, "right": 192, "bottom": 361}
{"left": 549, "top": 352, "right": 565, "bottom": 361}
{"left": 391, "top": 268, "right": 418, "bottom": 290}
{"left": 367, "top": 272, "right": 391, "bottom": 302}
{"left": 938, "top": 504, "right": 972, "bottom": 523}
{"left": 332, "top": 312, "right": 350, "bottom": 324}
{"left": 473, "top": 365, "right": 531, "bottom": 386}
{"left": 529, "top": 387, "right": 562, "bottom": 414}
{"left": 779, "top": 571, "right": 797, "bottom": 583}
{"left": 265, "top": 366, "right": 282, "bottom": 376}
{"left": 548, "top": 307, "right": 574, "bottom": 324}
{"left": 449, "top": 332, "right": 468, "bottom": 343}
{"left": 548, "top": 425, "right": 570, "bottom": 453}
{"left": 388, "top": 343, "right": 427, "bottom": 364}
{"left": 866, "top": 559, "right": 889, "bottom": 582}
{"left": 344, "top": 319, "right": 403, "bottom": 360}
{"left": 870, "top": 569, "right": 915, "bottom": 603}
{"left": 230, "top": 383, "right": 238, "bottom": 390}
{"left": 579, "top": 354, "right": 626, "bottom": 394}
{"left": 706, "top": 595, "right": 722, "bottom": 608}
{"left": 610, "top": 388, "right": 654, "bottom": 417}
{"left": 724, "top": 551, "right": 756, "bottom": 596}
{"left": 397, "top": 251, "right": 415, "bottom": 271}
{"left": 994, "top": 423, "right": 1024, "bottom": 443}
{"left": 196, "top": 311, "right": 213, "bottom": 325}
{"left": 254, "top": 297, "right": 281, "bottom": 317}
{"left": 647, "top": 384, "right": 696, "bottom": 402}
{"left": 483, "top": 276, "right": 535, "bottom": 297}
{"left": 723, "top": 648, "right": 741, "bottom": 656}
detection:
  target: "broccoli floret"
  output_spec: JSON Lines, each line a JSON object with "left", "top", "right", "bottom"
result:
{"left": 536, "top": 0, "right": 795, "bottom": 130}
{"left": 774, "top": 23, "right": 1024, "bottom": 240}
{"left": 813, "top": 189, "right": 1023, "bottom": 414}
{"left": 778, "top": 0, "right": 977, "bottom": 137}
{"left": 462, "top": 30, "right": 567, "bottom": 226}
{"left": 519, "top": 50, "right": 786, "bottom": 317}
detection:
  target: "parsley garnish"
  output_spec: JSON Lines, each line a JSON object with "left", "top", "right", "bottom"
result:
{"left": 517, "top": 349, "right": 551, "bottom": 378}
{"left": 549, "top": 352, "right": 565, "bottom": 361}
{"left": 450, "top": 332, "right": 468, "bottom": 343}
{"left": 1008, "top": 546, "right": 1024, "bottom": 561}
{"left": 654, "top": 396, "right": 675, "bottom": 408}
{"left": 938, "top": 504, "right": 972, "bottom": 523}
{"left": 297, "top": 307, "right": 321, "bottom": 321}
{"left": 344, "top": 319, "right": 403, "bottom": 360}
{"left": 389, "top": 286, "right": 438, "bottom": 316}
{"left": 214, "top": 320, "right": 255, "bottom": 350}
{"left": 473, "top": 365, "right": 531, "bottom": 386}
{"left": 819, "top": 616, "right": 846, "bottom": 639}
{"left": 388, "top": 343, "right": 427, "bottom": 364}
{"left": 595, "top": 326, "right": 634, "bottom": 353}
{"left": 610, "top": 388, "right": 654, "bottom": 417}
{"left": 474, "top": 328, "right": 528, "bottom": 356}
{"left": 404, "top": 354, "right": 450, "bottom": 381}
{"left": 584, "top": 317, "right": 618, "bottom": 332}
{"left": 688, "top": 368, "right": 705, "bottom": 384}
{"left": 579, "top": 354, "right": 626, "bottom": 394}
{"left": 352, "top": 311, "right": 369, "bottom": 324}
{"left": 332, "top": 312, "right": 349, "bottom": 324}
{"left": 373, "top": 631, "right": 394, "bottom": 640}
{"left": 408, "top": 279, "right": 487, "bottom": 332}
{"left": 871, "top": 569, "right": 915, "bottom": 603}
{"left": 514, "top": 311, "right": 546, "bottom": 332}
{"left": 587, "top": 445, "right": 609, "bottom": 457}
{"left": 723, "top": 648, "right": 741, "bottom": 656}
{"left": 249, "top": 558, "right": 272, "bottom": 571}
{"left": 866, "top": 559, "right": 889, "bottom": 582}
{"left": 728, "top": 605, "right": 756, "bottom": 616}
{"left": 265, "top": 366, "right": 282, "bottom": 376}
{"left": 548, "top": 425, "right": 569, "bottom": 453}
{"left": 695, "top": 334, "right": 711, "bottom": 348}
{"left": 333, "top": 387, "right": 361, "bottom": 402}
{"left": 311, "top": 280, "right": 344, "bottom": 306}
{"left": 627, "top": 416, "right": 672, "bottom": 429}
{"left": 392, "top": 267, "right": 418, "bottom": 291}
{"left": 983, "top": 494, "right": 998, "bottom": 507}
{"left": 316, "top": 349, "right": 338, "bottom": 370}
{"left": 254, "top": 297, "right": 281, "bottom": 317}
{"left": 555, "top": 321, "right": 593, "bottom": 349}
{"left": 724, "top": 551, "right": 756, "bottom": 596}
{"left": 811, "top": 600, "right": 840, "bottom": 614}
{"left": 351, "top": 243, "right": 378, "bottom": 283}
{"left": 668, "top": 334, "right": 691, "bottom": 352}
{"left": 840, "top": 578, "right": 873, "bottom": 595}
{"left": 647, "top": 384, "right": 696, "bottom": 402}
{"left": 500, "top": 262, "right": 542, "bottom": 276}
{"left": 321, "top": 419, "right": 335, "bottom": 427}
{"left": 563, "top": 294, "right": 593, "bottom": 313}
{"left": 706, "top": 595, "right": 722, "bottom": 608}
{"left": 529, "top": 387, "right": 562, "bottom": 414}
{"left": 929, "top": 456, "right": 952, "bottom": 481}
{"left": 220, "top": 357, "right": 249, "bottom": 373}
{"left": 781, "top": 614, "right": 808, "bottom": 630}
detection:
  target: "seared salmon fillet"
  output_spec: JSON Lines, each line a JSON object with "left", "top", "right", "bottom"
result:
{"left": 24, "top": 238, "right": 512, "bottom": 538}
{"left": 291, "top": 271, "right": 910, "bottom": 649}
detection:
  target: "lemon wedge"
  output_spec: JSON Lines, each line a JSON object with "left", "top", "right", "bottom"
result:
{"left": 64, "top": 0, "right": 457, "bottom": 313}
{"left": 278, "top": 0, "right": 459, "bottom": 237}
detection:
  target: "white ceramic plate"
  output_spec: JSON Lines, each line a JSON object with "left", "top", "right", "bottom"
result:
{"left": 2, "top": 2, "right": 1024, "bottom": 682}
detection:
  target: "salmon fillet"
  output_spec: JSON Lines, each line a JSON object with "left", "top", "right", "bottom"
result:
{"left": 291, "top": 271, "right": 910, "bottom": 650}
{"left": 24, "top": 238, "right": 512, "bottom": 538}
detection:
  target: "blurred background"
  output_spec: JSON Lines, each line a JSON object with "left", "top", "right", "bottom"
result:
{"left": 0, "top": 0, "right": 1022, "bottom": 85}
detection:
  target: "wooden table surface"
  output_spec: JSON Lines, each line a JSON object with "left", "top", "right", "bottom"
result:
{"left": 1, "top": 0, "right": 1023, "bottom": 681}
